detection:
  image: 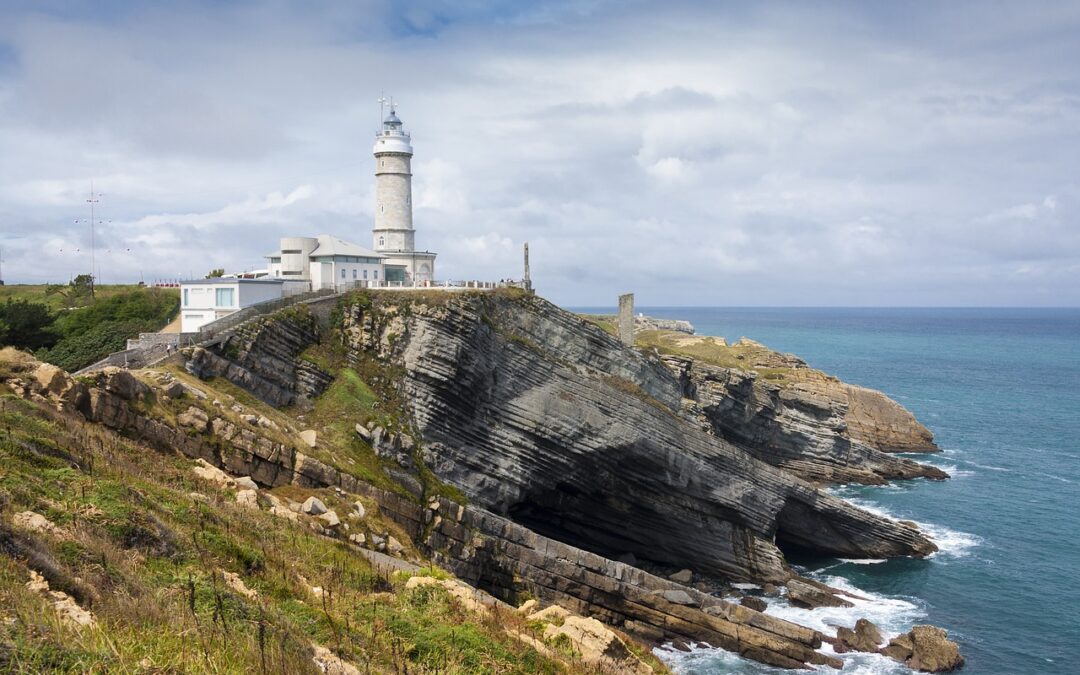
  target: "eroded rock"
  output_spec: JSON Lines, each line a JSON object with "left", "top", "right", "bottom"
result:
{"left": 885, "top": 625, "right": 964, "bottom": 672}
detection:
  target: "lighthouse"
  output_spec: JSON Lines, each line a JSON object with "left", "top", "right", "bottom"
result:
{"left": 372, "top": 103, "right": 436, "bottom": 284}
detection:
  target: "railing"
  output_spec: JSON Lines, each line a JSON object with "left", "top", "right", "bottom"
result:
{"left": 195, "top": 287, "right": 336, "bottom": 341}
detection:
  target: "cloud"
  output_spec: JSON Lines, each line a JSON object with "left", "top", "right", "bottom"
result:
{"left": 1, "top": 1, "right": 1079, "bottom": 305}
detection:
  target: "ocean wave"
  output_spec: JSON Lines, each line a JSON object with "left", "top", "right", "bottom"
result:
{"left": 838, "top": 558, "right": 888, "bottom": 565}
{"left": 829, "top": 493, "right": 982, "bottom": 559}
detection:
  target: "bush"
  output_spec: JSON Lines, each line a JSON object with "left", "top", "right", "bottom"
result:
{"left": 0, "top": 299, "right": 58, "bottom": 350}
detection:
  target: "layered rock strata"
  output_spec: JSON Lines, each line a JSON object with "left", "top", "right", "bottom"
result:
{"left": 337, "top": 292, "right": 936, "bottom": 581}
{"left": 184, "top": 309, "right": 331, "bottom": 407}
{"left": 663, "top": 355, "right": 947, "bottom": 485}
{"left": 6, "top": 363, "right": 843, "bottom": 669}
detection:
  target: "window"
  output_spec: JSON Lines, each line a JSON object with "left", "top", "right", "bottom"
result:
{"left": 215, "top": 288, "right": 234, "bottom": 307}
{"left": 340, "top": 268, "right": 346, "bottom": 279}
{"left": 374, "top": 270, "right": 379, "bottom": 280}
{"left": 352, "top": 269, "right": 357, "bottom": 279}
{"left": 380, "top": 205, "right": 384, "bottom": 213}
{"left": 183, "top": 289, "right": 189, "bottom": 306}
{"left": 363, "top": 269, "right": 368, "bottom": 279}
{"left": 378, "top": 236, "right": 385, "bottom": 247}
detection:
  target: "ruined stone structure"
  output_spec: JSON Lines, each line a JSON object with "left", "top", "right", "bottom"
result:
{"left": 618, "top": 293, "right": 635, "bottom": 346}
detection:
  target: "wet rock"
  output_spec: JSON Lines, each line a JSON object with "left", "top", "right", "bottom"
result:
{"left": 786, "top": 579, "right": 854, "bottom": 609}
{"left": 669, "top": 569, "right": 693, "bottom": 584}
{"left": 740, "top": 596, "right": 767, "bottom": 612}
{"left": 836, "top": 617, "right": 883, "bottom": 653}
{"left": 884, "top": 625, "right": 964, "bottom": 672}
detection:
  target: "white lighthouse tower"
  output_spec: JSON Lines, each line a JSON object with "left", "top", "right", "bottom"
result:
{"left": 372, "top": 102, "right": 436, "bottom": 284}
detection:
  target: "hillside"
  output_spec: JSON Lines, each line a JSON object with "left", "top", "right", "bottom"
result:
{"left": 0, "top": 347, "right": 667, "bottom": 674}
{"left": 0, "top": 289, "right": 963, "bottom": 672}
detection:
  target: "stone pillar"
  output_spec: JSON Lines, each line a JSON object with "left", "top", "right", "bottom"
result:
{"left": 618, "top": 293, "right": 634, "bottom": 346}
{"left": 523, "top": 242, "right": 532, "bottom": 291}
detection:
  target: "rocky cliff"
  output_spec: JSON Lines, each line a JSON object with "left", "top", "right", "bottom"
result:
{"left": 333, "top": 291, "right": 936, "bottom": 583}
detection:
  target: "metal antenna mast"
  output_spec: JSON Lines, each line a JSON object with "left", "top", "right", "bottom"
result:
{"left": 86, "top": 182, "right": 101, "bottom": 298}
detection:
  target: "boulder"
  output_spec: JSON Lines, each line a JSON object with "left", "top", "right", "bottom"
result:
{"left": 299, "top": 429, "right": 318, "bottom": 448}
{"left": 162, "top": 380, "right": 186, "bottom": 399}
{"left": 786, "top": 579, "right": 854, "bottom": 609}
{"left": 32, "top": 363, "right": 69, "bottom": 395}
{"left": 234, "top": 476, "right": 258, "bottom": 490}
{"left": 348, "top": 533, "right": 366, "bottom": 546}
{"left": 13, "top": 511, "right": 60, "bottom": 535}
{"left": 352, "top": 501, "right": 366, "bottom": 519}
{"left": 740, "top": 596, "right": 768, "bottom": 612}
{"left": 354, "top": 423, "right": 372, "bottom": 441}
{"left": 669, "top": 568, "right": 693, "bottom": 584}
{"left": 386, "top": 536, "right": 404, "bottom": 555}
{"left": 884, "top": 625, "right": 964, "bottom": 672}
{"left": 542, "top": 615, "right": 653, "bottom": 675}
{"left": 101, "top": 368, "right": 149, "bottom": 401}
{"left": 517, "top": 599, "right": 539, "bottom": 615}
{"left": 318, "top": 510, "right": 341, "bottom": 528}
{"left": 236, "top": 489, "right": 259, "bottom": 509}
{"left": 191, "top": 458, "right": 235, "bottom": 488}
{"left": 177, "top": 406, "right": 210, "bottom": 432}
{"left": 301, "top": 496, "right": 328, "bottom": 515}
{"left": 836, "top": 618, "right": 883, "bottom": 653}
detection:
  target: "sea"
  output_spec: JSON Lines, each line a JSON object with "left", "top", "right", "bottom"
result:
{"left": 574, "top": 307, "right": 1080, "bottom": 674}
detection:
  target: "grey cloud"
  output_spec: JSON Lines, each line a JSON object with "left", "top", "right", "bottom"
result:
{"left": 1, "top": 1, "right": 1078, "bottom": 306}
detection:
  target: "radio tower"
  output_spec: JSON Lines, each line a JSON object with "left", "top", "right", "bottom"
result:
{"left": 86, "top": 183, "right": 100, "bottom": 298}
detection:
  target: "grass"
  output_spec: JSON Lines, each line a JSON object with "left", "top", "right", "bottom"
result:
{"left": 0, "top": 384, "right": 568, "bottom": 674}
{"left": 634, "top": 329, "right": 833, "bottom": 388}
{"left": 0, "top": 284, "right": 165, "bottom": 312}
{"left": 577, "top": 314, "right": 618, "bottom": 337}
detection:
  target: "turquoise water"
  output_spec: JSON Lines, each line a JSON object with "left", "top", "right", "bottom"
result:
{"left": 577, "top": 307, "right": 1080, "bottom": 673}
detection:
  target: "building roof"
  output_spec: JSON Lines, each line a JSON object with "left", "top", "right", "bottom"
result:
{"left": 310, "top": 234, "right": 386, "bottom": 259}
{"left": 180, "top": 277, "right": 285, "bottom": 285}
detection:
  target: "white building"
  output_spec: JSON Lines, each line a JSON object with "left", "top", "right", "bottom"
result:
{"left": 258, "top": 104, "right": 437, "bottom": 290}
{"left": 179, "top": 278, "right": 291, "bottom": 333}
{"left": 265, "top": 234, "right": 386, "bottom": 291}
{"left": 372, "top": 107, "right": 437, "bottom": 284}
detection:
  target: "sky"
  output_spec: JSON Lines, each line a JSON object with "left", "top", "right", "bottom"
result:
{"left": 0, "top": 0, "right": 1078, "bottom": 307}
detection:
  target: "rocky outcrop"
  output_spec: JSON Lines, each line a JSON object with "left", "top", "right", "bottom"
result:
{"left": 338, "top": 292, "right": 936, "bottom": 582}
{"left": 183, "top": 308, "right": 330, "bottom": 407}
{"left": 0, "top": 349, "right": 956, "bottom": 671}
{"left": 666, "top": 355, "right": 947, "bottom": 485}
{"left": 884, "top": 625, "right": 965, "bottom": 672}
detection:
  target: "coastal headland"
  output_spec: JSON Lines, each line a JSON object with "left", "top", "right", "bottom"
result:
{"left": 0, "top": 289, "right": 963, "bottom": 672}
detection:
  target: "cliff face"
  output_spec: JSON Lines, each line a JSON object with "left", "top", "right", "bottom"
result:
{"left": 337, "top": 292, "right": 936, "bottom": 582}
{"left": 664, "top": 355, "right": 946, "bottom": 485}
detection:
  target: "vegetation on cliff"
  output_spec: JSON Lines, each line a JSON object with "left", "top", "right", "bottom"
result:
{"left": 1, "top": 347, "right": 662, "bottom": 674}
{"left": 0, "top": 284, "right": 179, "bottom": 372}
